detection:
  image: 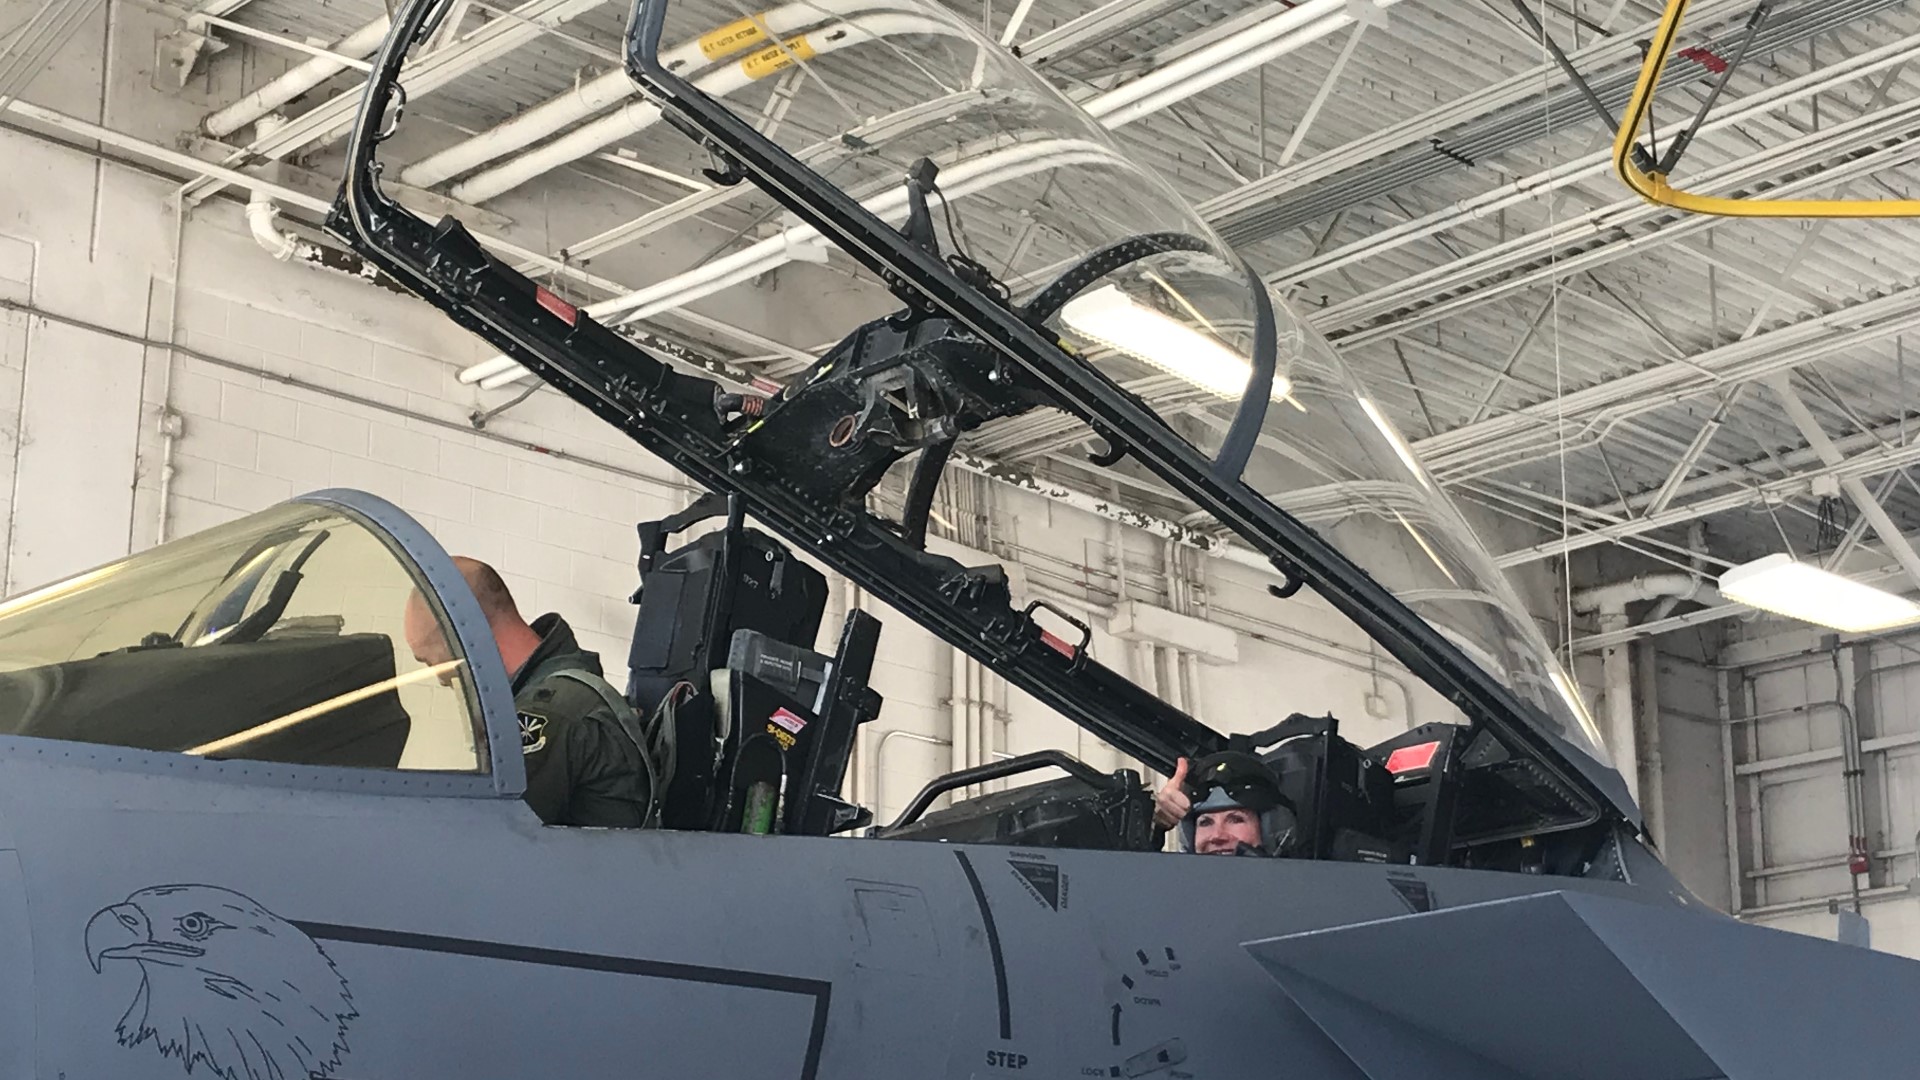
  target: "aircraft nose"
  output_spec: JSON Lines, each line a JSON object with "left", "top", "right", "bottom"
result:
{"left": 85, "top": 903, "right": 150, "bottom": 974}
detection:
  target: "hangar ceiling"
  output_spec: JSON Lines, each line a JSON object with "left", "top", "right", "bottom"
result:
{"left": 7, "top": 0, "right": 1920, "bottom": 650}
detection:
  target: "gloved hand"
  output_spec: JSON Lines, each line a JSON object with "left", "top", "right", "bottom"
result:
{"left": 1153, "top": 756, "right": 1191, "bottom": 830}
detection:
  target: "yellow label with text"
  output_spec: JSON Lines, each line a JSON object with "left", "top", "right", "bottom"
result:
{"left": 698, "top": 15, "right": 768, "bottom": 60}
{"left": 740, "top": 34, "right": 816, "bottom": 80}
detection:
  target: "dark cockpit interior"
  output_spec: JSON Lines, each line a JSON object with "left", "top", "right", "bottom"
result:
{"left": 0, "top": 522, "right": 412, "bottom": 768}
{"left": 0, "top": 492, "right": 1615, "bottom": 881}
{"left": 613, "top": 496, "right": 1614, "bottom": 878}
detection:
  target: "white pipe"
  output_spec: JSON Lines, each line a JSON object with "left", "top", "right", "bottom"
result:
{"left": 949, "top": 649, "right": 969, "bottom": 796}
{"left": 244, "top": 116, "right": 322, "bottom": 263}
{"left": 1634, "top": 639, "right": 1666, "bottom": 853}
{"left": 452, "top": 13, "right": 966, "bottom": 204}
{"left": 155, "top": 191, "right": 187, "bottom": 546}
{"left": 872, "top": 728, "right": 947, "bottom": 825}
{"left": 203, "top": 14, "right": 391, "bottom": 138}
{"left": 412, "top": 70, "right": 640, "bottom": 189}
{"left": 1085, "top": 0, "right": 1400, "bottom": 130}
{"left": 403, "top": 0, "right": 897, "bottom": 188}
{"left": 1575, "top": 562, "right": 1728, "bottom": 807}
{"left": 1648, "top": 522, "right": 1711, "bottom": 621}
{"left": 1598, "top": 613, "right": 1641, "bottom": 807}
{"left": 968, "top": 654, "right": 983, "bottom": 798}
{"left": 1573, "top": 573, "right": 1717, "bottom": 614}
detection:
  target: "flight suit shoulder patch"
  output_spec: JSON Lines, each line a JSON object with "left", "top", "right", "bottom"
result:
{"left": 518, "top": 710, "right": 550, "bottom": 755}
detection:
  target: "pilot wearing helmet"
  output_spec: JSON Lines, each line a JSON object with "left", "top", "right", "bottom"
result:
{"left": 1153, "top": 752, "right": 1296, "bottom": 857}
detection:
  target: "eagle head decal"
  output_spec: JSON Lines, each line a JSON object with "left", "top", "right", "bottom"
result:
{"left": 85, "top": 885, "right": 357, "bottom": 1080}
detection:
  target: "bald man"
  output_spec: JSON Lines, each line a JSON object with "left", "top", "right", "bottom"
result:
{"left": 404, "top": 557, "right": 651, "bottom": 828}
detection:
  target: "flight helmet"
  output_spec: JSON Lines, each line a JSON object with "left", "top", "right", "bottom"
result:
{"left": 1175, "top": 751, "right": 1297, "bottom": 856}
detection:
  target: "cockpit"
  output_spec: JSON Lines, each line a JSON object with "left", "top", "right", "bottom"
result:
{"left": 0, "top": 497, "right": 486, "bottom": 774}
{"left": 0, "top": 483, "right": 1630, "bottom": 882}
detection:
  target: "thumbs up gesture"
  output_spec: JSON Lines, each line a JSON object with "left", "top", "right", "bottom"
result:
{"left": 1154, "top": 757, "right": 1192, "bottom": 830}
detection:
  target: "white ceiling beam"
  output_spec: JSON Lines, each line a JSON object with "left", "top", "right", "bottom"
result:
{"left": 1318, "top": 89, "right": 1920, "bottom": 343}
{"left": 177, "top": 0, "right": 607, "bottom": 207}
{"left": 1276, "top": 31, "right": 1920, "bottom": 292}
{"left": 1422, "top": 288, "right": 1920, "bottom": 483}
{"left": 7, "top": 97, "right": 659, "bottom": 300}
{"left": 1197, "top": 0, "right": 1756, "bottom": 220}
{"left": 1012, "top": 0, "right": 1190, "bottom": 67}
{"left": 1644, "top": 391, "right": 1739, "bottom": 518}
{"left": 1085, "top": 0, "right": 1402, "bottom": 130}
{"left": 0, "top": 0, "right": 107, "bottom": 110}
{"left": 1275, "top": 20, "right": 1368, "bottom": 168}
{"left": 1765, "top": 372, "right": 1920, "bottom": 590}
{"left": 1496, "top": 431, "right": 1920, "bottom": 570}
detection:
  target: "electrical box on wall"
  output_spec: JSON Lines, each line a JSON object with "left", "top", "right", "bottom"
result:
{"left": 1108, "top": 599, "right": 1239, "bottom": 665}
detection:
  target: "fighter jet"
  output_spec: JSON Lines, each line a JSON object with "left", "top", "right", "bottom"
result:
{"left": 4, "top": 0, "right": 1920, "bottom": 1076}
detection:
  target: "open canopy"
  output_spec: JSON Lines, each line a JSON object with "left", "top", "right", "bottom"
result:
{"left": 329, "top": 0, "right": 1637, "bottom": 834}
{"left": 610, "top": 0, "right": 1609, "bottom": 764}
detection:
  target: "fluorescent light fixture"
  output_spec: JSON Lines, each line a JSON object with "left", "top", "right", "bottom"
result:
{"left": 1719, "top": 554, "right": 1920, "bottom": 633}
{"left": 1357, "top": 397, "right": 1430, "bottom": 489}
{"left": 1060, "top": 285, "right": 1292, "bottom": 401}
{"left": 1550, "top": 669, "right": 1607, "bottom": 752}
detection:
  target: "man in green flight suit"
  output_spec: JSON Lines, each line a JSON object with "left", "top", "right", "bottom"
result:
{"left": 402, "top": 556, "right": 652, "bottom": 828}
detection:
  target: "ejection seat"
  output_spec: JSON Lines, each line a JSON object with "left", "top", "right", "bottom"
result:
{"left": 623, "top": 493, "right": 880, "bottom": 836}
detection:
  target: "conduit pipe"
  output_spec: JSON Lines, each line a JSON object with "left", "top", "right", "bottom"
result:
{"left": 1648, "top": 522, "right": 1710, "bottom": 621}
{"left": 454, "top": 13, "right": 965, "bottom": 203}
{"left": 403, "top": 0, "right": 898, "bottom": 188}
{"left": 1573, "top": 571, "right": 1719, "bottom": 808}
{"left": 181, "top": 0, "right": 608, "bottom": 207}
{"left": 1085, "top": 0, "right": 1402, "bottom": 130}
{"left": 872, "top": 729, "right": 948, "bottom": 825}
{"left": 244, "top": 116, "right": 323, "bottom": 262}
{"left": 951, "top": 649, "right": 971, "bottom": 793}
{"left": 203, "top": 14, "right": 391, "bottom": 138}
{"left": 1573, "top": 572, "right": 1719, "bottom": 616}
{"left": 461, "top": 137, "right": 1119, "bottom": 386}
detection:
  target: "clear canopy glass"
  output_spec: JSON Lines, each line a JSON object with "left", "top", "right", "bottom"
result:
{"left": 0, "top": 501, "right": 488, "bottom": 772}
{"left": 613, "top": 0, "right": 1608, "bottom": 763}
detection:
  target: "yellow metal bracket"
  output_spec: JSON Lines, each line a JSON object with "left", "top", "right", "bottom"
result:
{"left": 1615, "top": 0, "right": 1920, "bottom": 218}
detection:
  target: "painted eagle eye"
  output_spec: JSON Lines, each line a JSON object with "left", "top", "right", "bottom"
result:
{"left": 175, "top": 912, "right": 228, "bottom": 942}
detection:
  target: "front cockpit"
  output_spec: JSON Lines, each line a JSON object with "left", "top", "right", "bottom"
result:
{"left": 0, "top": 494, "right": 493, "bottom": 778}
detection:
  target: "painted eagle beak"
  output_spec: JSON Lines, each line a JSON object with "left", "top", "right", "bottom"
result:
{"left": 86, "top": 903, "right": 149, "bottom": 974}
{"left": 85, "top": 902, "right": 203, "bottom": 972}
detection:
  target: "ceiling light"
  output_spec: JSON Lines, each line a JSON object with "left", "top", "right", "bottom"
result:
{"left": 1060, "top": 285, "right": 1291, "bottom": 401}
{"left": 1357, "top": 397, "right": 1430, "bottom": 489}
{"left": 1550, "top": 669, "right": 1607, "bottom": 752}
{"left": 1719, "top": 554, "right": 1920, "bottom": 633}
